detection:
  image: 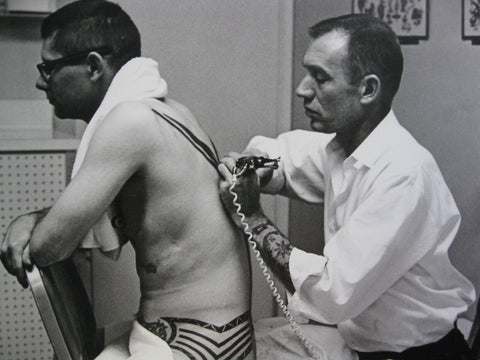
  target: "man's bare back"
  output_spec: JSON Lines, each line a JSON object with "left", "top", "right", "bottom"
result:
{"left": 117, "top": 98, "right": 251, "bottom": 324}
{"left": 94, "top": 98, "right": 255, "bottom": 360}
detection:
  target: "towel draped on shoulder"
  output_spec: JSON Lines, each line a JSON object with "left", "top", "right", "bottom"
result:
{"left": 72, "top": 57, "right": 168, "bottom": 259}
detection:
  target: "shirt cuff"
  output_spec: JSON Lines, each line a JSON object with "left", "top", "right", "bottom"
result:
{"left": 290, "top": 247, "right": 328, "bottom": 292}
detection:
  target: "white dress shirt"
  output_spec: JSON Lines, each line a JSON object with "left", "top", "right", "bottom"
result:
{"left": 245, "top": 111, "right": 475, "bottom": 352}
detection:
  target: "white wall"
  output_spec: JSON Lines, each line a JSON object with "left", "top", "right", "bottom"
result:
{"left": 0, "top": 17, "right": 43, "bottom": 100}
{"left": 118, "top": 0, "right": 291, "bottom": 154}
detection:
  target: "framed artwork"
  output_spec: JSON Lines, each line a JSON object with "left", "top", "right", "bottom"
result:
{"left": 463, "top": 0, "right": 480, "bottom": 44}
{"left": 352, "top": 0, "right": 429, "bottom": 44}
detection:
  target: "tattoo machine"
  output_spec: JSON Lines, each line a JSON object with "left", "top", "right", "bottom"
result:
{"left": 232, "top": 156, "right": 280, "bottom": 177}
{"left": 228, "top": 156, "right": 322, "bottom": 360}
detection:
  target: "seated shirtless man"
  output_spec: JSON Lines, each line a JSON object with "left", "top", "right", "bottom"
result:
{"left": 0, "top": 1, "right": 253, "bottom": 359}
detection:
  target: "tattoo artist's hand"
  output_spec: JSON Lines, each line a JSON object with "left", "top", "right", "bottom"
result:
{"left": 0, "top": 213, "right": 39, "bottom": 288}
{"left": 221, "top": 150, "right": 275, "bottom": 187}
{"left": 218, "top": 154, "right": 263, "bottom": 228}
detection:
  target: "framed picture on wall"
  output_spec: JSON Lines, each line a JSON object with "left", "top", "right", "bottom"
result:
{"left": 352, "top": 0, "right": 429, "bottom": 44}
{"left": 463, "top": 0, "right": 480, "bottom": 44}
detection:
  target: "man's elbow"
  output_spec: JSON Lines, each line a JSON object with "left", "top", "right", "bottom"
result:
{"left": 300, "top": 289, "right": 361, "bottom": 324}
{"left": 319, "top": 305, "right": 354, "bottom": 324}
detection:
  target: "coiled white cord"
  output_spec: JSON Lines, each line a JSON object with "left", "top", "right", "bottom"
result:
{"left": 229, "top": 173, "right": 323, "bottom": 360}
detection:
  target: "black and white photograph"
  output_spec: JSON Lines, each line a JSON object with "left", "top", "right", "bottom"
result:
{"left": 1, "top": 1, "right": 479, "bottom": 360}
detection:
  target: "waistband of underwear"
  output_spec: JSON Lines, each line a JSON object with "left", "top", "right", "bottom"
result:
{"left": 137, "top": 311, "right": 253, "bottom": 360}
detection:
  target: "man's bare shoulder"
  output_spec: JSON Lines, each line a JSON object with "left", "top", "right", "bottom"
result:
{"left": 107, "top": 101, "right": 158, "bottom": 128}
{"left": 94, "top": 99, "right": 209, "bottom": 157}
{"left": 108, "top": 99, "right": 197, "bottom": 129}
{"left": 85, "top": 101, "right": 164, "bottom": 162}
{"left": 162, "top": 98, "right": 197, "bottom": 122}
{"left": 137, "top": 97, "right": 197, "bottom": 124}
{"left": 96, "top": 101, "right": 164, "bottom": 144}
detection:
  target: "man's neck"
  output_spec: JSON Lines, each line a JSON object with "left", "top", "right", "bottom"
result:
{"left": 84, "top": 74, "right": 116, "bottom": 123}
{"left": 336, "top": 125, "right": 371, "bottom": 157}
{"left": 336, "top": 111, "right": 386, "bottom": 157}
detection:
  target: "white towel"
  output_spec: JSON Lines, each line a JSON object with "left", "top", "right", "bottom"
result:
{"left": 72, "top": 57, "right": 168, "bottom": 259}
{"left": 95, "top": 321, "right": 176, "bottom": 359}
{"left": 128, "top": 320, "right": 175, "bottom": 359}
{"left": 255, "top": 317, "right": 358, "bottom": 360}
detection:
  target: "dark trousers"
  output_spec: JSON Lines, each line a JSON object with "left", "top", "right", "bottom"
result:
{"left": 357, "top": 327, "right": 473, "bottom": 360}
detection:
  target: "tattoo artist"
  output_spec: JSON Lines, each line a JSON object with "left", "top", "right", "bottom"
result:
{"left": 218, "top": 14, "right": 475, "bottom": 360}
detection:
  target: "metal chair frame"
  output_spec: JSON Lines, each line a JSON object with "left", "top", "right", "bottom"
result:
{"left": 28, "top": 258, "right": 101, "bottom": 360}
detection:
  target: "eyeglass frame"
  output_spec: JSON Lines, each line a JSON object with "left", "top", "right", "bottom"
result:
{"left": 36, "top": 47, "right": 114, "bottom": 80}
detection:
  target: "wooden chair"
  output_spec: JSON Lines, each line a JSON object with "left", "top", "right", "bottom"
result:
{"left": 27, "top": 258, "right": 102, "bottom": 360}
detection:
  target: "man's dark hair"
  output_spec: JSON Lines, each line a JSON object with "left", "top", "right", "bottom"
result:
{"left": 41, "top": 0, "right": 141, "bottom": 71}
{"left": 309, "top": 14, "right": 403, "bottom": 113}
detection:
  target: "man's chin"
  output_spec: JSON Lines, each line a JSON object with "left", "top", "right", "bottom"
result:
{"left": 310, "top": 120, "right": 332, "bottom": 133}
{"left": 54, "top": 113, "right": 69, "bottom": 120}
{"left": 53, "top": 107, "right": 76, "bottom": 120}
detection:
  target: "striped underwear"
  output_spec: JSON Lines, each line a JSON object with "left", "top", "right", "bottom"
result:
{"left": 137, "top": 311, "right": 253, "bottom": 360}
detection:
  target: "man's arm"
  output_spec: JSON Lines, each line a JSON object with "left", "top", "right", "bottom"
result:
{"left": 220, "top": 152, "right": 449, "bottom": 324}
{"left": 218, "top": 161, "right": 295, "bottom": 293}
{"left": 0, "top": 208, "right": 49, "bottom": 288}
{"left": 29, "top": 102, "right": 157, "bottom": 266}
{"left": 243, "top": 130, "right": 331, "bottom": 200}
{"left": 244, "top": 214, "right": 295, "bottom": 293}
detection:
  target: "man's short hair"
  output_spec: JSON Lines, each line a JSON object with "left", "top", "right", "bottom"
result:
{"left": 41, "top": 0, "right": 141, "bottom": 71}
{"left": 309, "top": 14, "right": 403, "bottom": 113}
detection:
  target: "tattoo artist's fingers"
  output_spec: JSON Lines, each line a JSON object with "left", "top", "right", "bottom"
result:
{"left": 256, "top": 167, "right": 274, "bottom": 187}
{"left": 219, "top": 156, "right": 237, "bottom": 173}
{"left": 218, "top": 163, "right": 233, "bottom": 182}
{"left": 225, "top": 152, "right": 242, "bottom": 160}
{"left": 242, "top": 149, "right": 267, "bottom": 157}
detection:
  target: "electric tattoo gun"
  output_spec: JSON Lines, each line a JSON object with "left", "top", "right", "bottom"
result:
{"left": 232, "top": 156, "right": 280, "bottom": 177}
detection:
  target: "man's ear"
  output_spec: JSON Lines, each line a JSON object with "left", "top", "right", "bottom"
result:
{"left": 86, "top": 52, "right": 106, "bottom": 82}
{"left": 359, "top": 74, "right": 381, "bottom": 105}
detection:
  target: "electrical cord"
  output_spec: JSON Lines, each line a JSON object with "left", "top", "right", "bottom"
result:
{"left": 228, "top": 172, "right": 323, "bottom": 360}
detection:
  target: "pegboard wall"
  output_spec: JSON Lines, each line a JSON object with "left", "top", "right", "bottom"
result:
{"left": 0, "top": 153, "right": 66, "bottom": 360}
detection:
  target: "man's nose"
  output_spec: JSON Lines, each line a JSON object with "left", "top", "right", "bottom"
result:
{"left": 35, "top": 75, "right": 48, "bottom": 91}
{"left": 296, "top": 75, "right": 314, "bottom": 99}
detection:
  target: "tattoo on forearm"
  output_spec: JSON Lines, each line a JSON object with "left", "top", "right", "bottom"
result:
{"left": 264, "top": 231, "right": 292, "bottom": 260}
{"left": 251, "top": 221, "right": 295, "bottom": 293}
{"left": 252, "top": 222, "right": 269, "bottom": 235}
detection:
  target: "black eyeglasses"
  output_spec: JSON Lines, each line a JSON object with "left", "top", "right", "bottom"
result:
{"left": 36, "top": 47, "right": 114, "bottom": 80}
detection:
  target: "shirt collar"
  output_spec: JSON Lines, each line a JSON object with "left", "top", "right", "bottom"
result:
{"left": 326, "top": 110, "right": 400, "bottom": 169}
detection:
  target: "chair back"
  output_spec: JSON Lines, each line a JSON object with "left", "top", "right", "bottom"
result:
{"left": 28, "top": 258, "right": 99, "bottom": 360}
